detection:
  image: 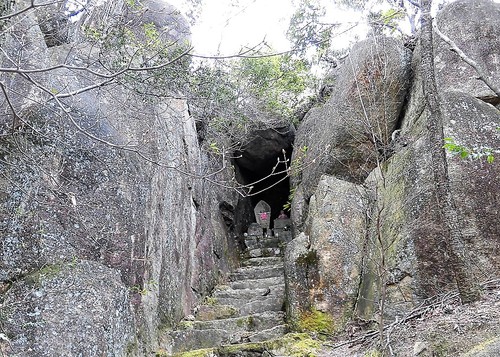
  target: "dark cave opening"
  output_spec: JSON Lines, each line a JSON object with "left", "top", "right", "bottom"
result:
{"left": 238, "top": 160, "right": 291, "bottom": 223}
{"left": 232, "top": 126, "right": 295, "bottom": 230}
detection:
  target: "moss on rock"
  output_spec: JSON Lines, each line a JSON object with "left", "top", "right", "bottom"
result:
{"left": 297, "top": 308, "right": 335, "bottom": 335}
{"left": 165, "top": 333, "right": 321, "bottom": 357}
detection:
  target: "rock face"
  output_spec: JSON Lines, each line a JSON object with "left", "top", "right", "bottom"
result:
{"left": 287, "top": 0, "right": 500, "bottom": 329}
{"left": 434, "top": 0, "right": 500, "bottom": 104}
{"left": 285, "top": 177, "right": 366, "bottom": 329}
{"left": 1, "top": 0, "right": 500, "bottom": 355}
{"left": 0, "top": 2, "right": 239, "bottom": 356}
{"left": 2, "top": 261, "right": 134, "bottom": 356}
{"left": 291, "top": 36, "right": 411, "bottom": 200}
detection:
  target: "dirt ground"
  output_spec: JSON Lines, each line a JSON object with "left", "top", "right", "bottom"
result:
{"left": 317, "top": 281, "right": 500, "bottom": 357}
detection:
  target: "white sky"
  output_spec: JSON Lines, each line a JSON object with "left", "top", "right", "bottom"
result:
{"left": 192, "top": 0, "right": 297, "bottom": 55}
{"left": 168, "top": 0, "right": 369, "bottom": 56}
{"left": 167, "top": 0, "right": 500, "bottom": 57}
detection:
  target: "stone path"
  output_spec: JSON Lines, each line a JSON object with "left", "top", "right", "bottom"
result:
{"left": 163, "top": 223, "right": 290, "bottom": 356}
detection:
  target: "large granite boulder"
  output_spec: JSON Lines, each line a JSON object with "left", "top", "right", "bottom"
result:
{"left": 287, "top": 0, "right": 499, "bottom": 327}
{"left": 434, "top": 0, "right": 500, "bottom": 104}
{"left": 291, "top": 36, "right": 411, "bottom": 200}
{"left": 442, "top": 92, "right": 500, "bottom": 274}
{"left": 285, "top": 176, "right": 366, "bottom": 330}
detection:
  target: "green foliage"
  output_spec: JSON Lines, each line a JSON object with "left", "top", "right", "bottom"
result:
{"left": 296, "top": 250, "right": 319, "bottom": 267}
{"left": 188, "top": 55, "right": 310, "bottom": 155}
{"left": 203, "top": 296, "right": 218, "bottom": 306}
{"left": 26, "top": 263, "right": 66, "bottom": 286}
{"left": 235, "top": 55, "right": 309, "bottom": 118}
{"left": 363, "top": 349, "right": 382, "bottom": 357}
{"left": 287, "top": 0, "right": 331, "bottom": 58}
{"left": 125, "top": 0, "right": 142, "bottom": 10}
{"left": 281, "top": 333, "right": 321, "bottom": 357}
{"left": 443, "top": 137, "right": 496, "bottom": 163}
{"left": 368, "top": 7, "right": 406, "bottom": 34}
{"left": 81, "top": 9, "right": 191, "bottom": 99}
{"left": 290, "top": 145, "right": 308, "bottom": 177}
{"left": 283, "top": 187, "right": 296, "bottom": 211}
{"left": 208, "top": 142, "right": 220, "bottom": 155}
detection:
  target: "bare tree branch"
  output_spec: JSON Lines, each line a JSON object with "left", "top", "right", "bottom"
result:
{"left": 0, "top": 0, "right": 62, "bottom": 21}
{"left": 0, "top": 81, "right": 22, "bottom": 130}
{"left": 433, "top": 18, "right": 500, "bottom": 98}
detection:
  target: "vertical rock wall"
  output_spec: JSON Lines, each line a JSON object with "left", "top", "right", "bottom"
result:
{"left": 287, "top": 0, "right": 500, "bottom": 330}
{"left": 0, "top": 2, "right": 239, "bottom": 356}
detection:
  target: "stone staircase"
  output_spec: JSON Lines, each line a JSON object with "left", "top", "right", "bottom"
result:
{"left": 162, "top": 220, "right": 292, "bottom": 356}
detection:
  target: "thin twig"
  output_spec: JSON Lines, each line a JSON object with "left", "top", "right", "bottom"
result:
{"left": 324, "top": 279, "right": 499, "bottom": 350}
{"left": 433, "top": 19, "right": 500, "bottom": 97}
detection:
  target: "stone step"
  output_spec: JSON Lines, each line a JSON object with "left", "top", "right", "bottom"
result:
{"left": 165, "top": 315, "right": 286, "bottom": 353}
{"left": 247, "top": 247, "right": 282, "bottom": 258}
{"left": 212, "top": 295, "right": 284, "bottom": 313}
{"left": 213, "top": 284, "right": 285, "bottom": 301}
{"left": 203, "top": 295, "right": 284, "bottom": 316}
{"left": 244, "top": 237, "right": 283, "bottom": 250}
{"left": 230, "top": 264, "right": 284, "bottom": 281}
{"left": 247, "top": 324, "right": 288, "bottom": 343}
{"left": 181, "top": 311, "right": 284, "bottom": 333}
{"left": 238, "top": 297, "right": 284, "bottom": 315}
{"left": 195, "top": 304, "right": 238, "bottom": 321}
{"left": 241, "top": 257, "right": 283, "bottom": 267}
{"left": 166, "top": 328, "right": 227, "bottom": 353}
{"left": 230, "top": 276, "right": 284, "bottom": 290}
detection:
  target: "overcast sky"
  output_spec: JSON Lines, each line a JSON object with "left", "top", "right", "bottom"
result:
{"left": 168, "top": 0, "right": 368, "bottom": 56}
{"left": 167, "top": 0, "right": 500, "bottom": 57}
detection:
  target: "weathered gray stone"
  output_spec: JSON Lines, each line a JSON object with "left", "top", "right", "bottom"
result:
{"left": 283, "top": 232, "right": 312, "bottom": 326}
{"left": 161, "top": 230, "right": 287, "bottom": 354}
{"left": 463, "top": 337, "right": 500, "bottom": 357}
{"left": 165, "top": 328, "right": 227, "bottom": 353}
{"left": 242, "top": 257, "right": 284, "bottom": 267}
{"left": 196, "top": 305, "right": 238, "bottom": 321}
{"left": 230, "top": 276, "right": 285, "bottom": 290}
{"left": 292, "top": 36, "right": 411, "bottom": 199}
{"left": 434, "top": 0, "right": 500, "bottom": 103}
{"left": 247, "top": 247, "right": 282, "bottom": 258}
{"left": 442, "top": 92, "right": 500, "bottom": 275}
{"left": 0, "top": 2, "right": 239, "bottom": 355}
{"left": 247, "top": 325, "right": 288, "bottom": 343}
{"left": 285, "top": 177, "right": 367, "bottom": 329}
{"left": 230, "top": 265, "right": 284, "bottom": 281}
{"left": 306, "top": 175, "right": 367, "bottom": 322}
{"left": 2, "top": 260, "right": 134, "bottom": 357}
{"left": 356, "top": 33, "right": 500, "bottom": 323}
{"left": 35, "top": 2, "right": 71, "bottom": 47}
{"left": 213, "top": 285, "right": 285, "bottom": 301}
{"left": 247, "top": 223, "right": 264, "bottom": 236}
{"left": 178, "top": 311, "right": 285, "bottom": 333}
{"left": 238, "top": 298, "right": 284, "bottom": 316}
{"left": 244, "top": 237, "right": 282, "bottom": 250}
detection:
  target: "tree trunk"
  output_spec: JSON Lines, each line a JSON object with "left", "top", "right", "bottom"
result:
{"left": 419, "top": 0, "right": 480, "bottom": 303}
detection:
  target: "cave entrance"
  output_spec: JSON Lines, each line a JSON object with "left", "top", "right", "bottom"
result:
{"left": 233, "top": 126, "right": 294, "bottom": 229}
{"left": 238, "top": 162, "right": 290, "bottom": 223}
